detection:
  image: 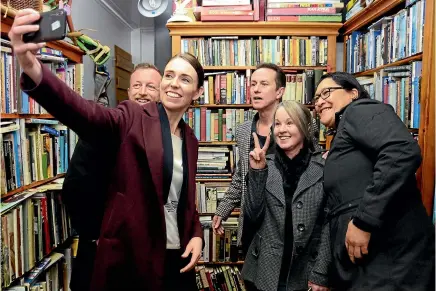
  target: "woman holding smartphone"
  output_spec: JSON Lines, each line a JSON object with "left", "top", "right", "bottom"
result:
{"left": 9, "top": 9, "right": 205, "bottom": 291}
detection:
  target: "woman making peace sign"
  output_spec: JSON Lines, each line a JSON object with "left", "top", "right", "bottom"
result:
{"left": 242, "top": 101, "right": 330, "bottom": 291}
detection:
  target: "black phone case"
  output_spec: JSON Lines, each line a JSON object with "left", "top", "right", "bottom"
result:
{"left": 23, "top": 9, "right": 67, "bottom": 43}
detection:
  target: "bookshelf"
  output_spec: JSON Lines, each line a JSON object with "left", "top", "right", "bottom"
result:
{"left": 1, "top": 8, "right": 83, "bottom": 290}
{"left": 167, "top": 21, "right": 341, "bottom": 269}
{"left": 341, "top": 0, "right": 435, "bottom": 215}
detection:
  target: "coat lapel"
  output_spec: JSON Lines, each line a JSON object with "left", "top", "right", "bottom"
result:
{"left": 183, "top": 123, "right": 197, "bottom": 208}
{"left": 265, "top": 156, "right": 286, "bottom": 205}
{"left": 292, "top": 156, "right": 323, "bottom": 203}
{"left": 241, "top": 123, "right": 252, "bottom": 185}
{"left": 142, "top": 103, "right": 164, "bottom": 205}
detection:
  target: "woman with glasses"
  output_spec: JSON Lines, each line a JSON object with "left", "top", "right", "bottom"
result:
{"left": 10, "top": 9, "right": 205, "bottom": 291}
{"left": 314, "top": 72, "right": 435, "bottom": 291}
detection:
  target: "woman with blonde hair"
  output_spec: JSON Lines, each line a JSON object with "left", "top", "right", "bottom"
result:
{"left": 243, "top": 100, "right": 330, "bottom": 291}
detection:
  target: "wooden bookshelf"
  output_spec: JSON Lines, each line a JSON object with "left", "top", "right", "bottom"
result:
{"left": 353, "top": 53, "right": 423, "bottom": 77}
{"left": 199, "top": 141, "right": 237, "bottom": 146}
{"left": 199, "top": 212, "right": 240, "bottom": 217}
{"left": 204, "top": 66, "right": 328, "bottom": 71}
{"left": 190, "top": 104, "right": 253, "bottom": 108}
{"left": 416, "top": 0, "right": 435, "bottom": 215}
{"left": 0, "top": 4, "right": 84, "bottom": 63}
{"left": 168, "top": 22, "right": 341, "bottom": 72}
{"left": 196, "top": 178, "right": 232, "bottom": 182}
{"left": 1, "top": 174, "right": 65, "bottom": 200}
{"left": 342, "top": 0, "right": 435, "bottom": 215}
{"left": 1, "top": 113, "right": 55, "bottom": 119}
{"left": 198, "top": 261, "right": 244, "bottom": 265}
{"left": 342, "top": 0, "right": 405, "bottom": 35}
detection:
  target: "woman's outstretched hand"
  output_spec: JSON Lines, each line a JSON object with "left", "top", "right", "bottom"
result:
{"left": 8, "top": 9, "right": 45, "bottom": 85}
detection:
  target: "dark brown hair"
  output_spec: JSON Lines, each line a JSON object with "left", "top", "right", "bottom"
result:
{"left": 255, "top": 63, "right": 286, "bottom": 89}
{"left": 169, "top": 53, "right": 204, "bottom": 89}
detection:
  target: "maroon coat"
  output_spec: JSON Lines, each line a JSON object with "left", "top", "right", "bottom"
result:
{"left": 21, "top": 64, "right": 203, "bottom": 290}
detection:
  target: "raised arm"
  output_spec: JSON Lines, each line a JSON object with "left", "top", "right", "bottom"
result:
{"left": 11, "top": 9, "right": 129, "bottom": 144}
{"left": 244, "top": 133, "right": 270, "bottom": 223}
{"left": 245, "top": 167, "right": 268, "bottom": 223}
{"left": 345, "top": 102, "right": 422, "bottom": 231}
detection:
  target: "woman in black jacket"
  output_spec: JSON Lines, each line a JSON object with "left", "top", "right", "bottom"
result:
{"left": 314, "top": 72, "right": 435, "bottom": 291}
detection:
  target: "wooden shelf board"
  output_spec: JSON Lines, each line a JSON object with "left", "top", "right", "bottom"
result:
{"left": 0, "top": 5, "right": 84, "bottom": 63}
{"left": 353, "top": 53, "right": 422, "bottom": 77}
{"left": 342, "top": 0, "right": 405, "bottom": 35}
{"left": 1, "top": 113, "right": 55, "bottom": 119}
{"left": 2, "top": 174, "right": 65, "bottom": 200}
{"left": 196, "top": 178, "right": 232, "bottom": 182}
{"left": 168, "top": 22, "right": 342, "bottom": 37}
{"left": 191, "top": 104, "right": 314, "bottom": 109}
{"left": 199, "top": 141, "right": 237, "bottom": 145}
{"left": 199, "top": 212, "right": 240, "bottom": 216}
{"left": 203, "top": 66, "right": 327, "bottom": 71}
{"left": 198, "top": 261, "right": 244, "bottom": 265}
{"left": 190, "top": 104, "right": 253, "bottom": 108}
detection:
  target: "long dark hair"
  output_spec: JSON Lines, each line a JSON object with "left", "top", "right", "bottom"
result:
{"left": 318, "top": 72, "right": 371, "bottom": 100}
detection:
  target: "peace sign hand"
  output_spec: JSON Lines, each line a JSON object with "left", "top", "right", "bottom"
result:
{"left": 249, "top": 132, "right": 271, "bottom": 170}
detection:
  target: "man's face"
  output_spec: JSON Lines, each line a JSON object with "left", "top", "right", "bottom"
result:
{"left": 250, "top": 68, "right": 283, "bottom": 111}
{"left": 128, "top": 68, "right": 162, "bottom": 106}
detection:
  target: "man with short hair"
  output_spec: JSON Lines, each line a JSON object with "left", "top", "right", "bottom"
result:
{"left": 212, "top": 63, "right": 320, "bottom": 253}
{"left": 64, "top": 63, "right": 162, "bottom": 291}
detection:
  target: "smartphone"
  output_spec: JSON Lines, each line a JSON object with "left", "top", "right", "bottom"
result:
{"left": 23, "top": 9, "right": 67, "bottom": 43}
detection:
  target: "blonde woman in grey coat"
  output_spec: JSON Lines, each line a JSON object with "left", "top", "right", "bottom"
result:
{"left": 242, "top": 101, "right": 330, "bottom": 291}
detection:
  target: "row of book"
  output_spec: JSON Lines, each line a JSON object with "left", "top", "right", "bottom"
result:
{"left": 196, "top": 265, "right": 246, "bottom": 291}
{"left": 1, "top": 119, "right": 77, "bottom": 195}
{"left": 195, "top": 68, "right": 324, "bottom": 106}
{"left": 357, "top": 61, "right": 422, "bottom": 129}
{"left": 181, "top": 36, "right": 329, "bottom": 67}
{"left": 1, "top": 42, "right": 84, "bottom": 115}
{"left": 346, "top": 0, "right": 425, "bottom": 74}
{"left": 194, "top": 0, "right": 343, "bottom": 23}
{"left": 183, "top": 108, "right": 257, "bottom": 142}
{"left": 3, "top": 250, "right": 73, "bottom": 291}
{"left": 199, "top": 71, "right": 252, "bottom": 105}
{"left": 199, "top": 217, "right": 242, "bottom": 263}
{"left": 196, "top": 181, "right": 231, "bottom": 213}
{"left": 1, "top": 186, "right": 73, "bottom": 289}
{"left": 283, "top": 69, "right": 323, "bottom": 104}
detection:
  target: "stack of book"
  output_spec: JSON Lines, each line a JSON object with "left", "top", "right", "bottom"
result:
{"left": 266, "top": 0, "right": 344, "bottom": 22}
{"left": 198, "top": 0, "right": 255, "bottom": 21}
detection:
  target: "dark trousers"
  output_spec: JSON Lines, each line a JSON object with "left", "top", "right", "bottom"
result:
{"left": 163, "top": 249, "right": 197, "bottom": 291}
{"left": 70, "top": 240, "right": 97, "bottom": 291}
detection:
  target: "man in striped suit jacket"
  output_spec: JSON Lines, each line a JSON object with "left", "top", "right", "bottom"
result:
{"left": 213, "top": 63, "right": 320, "bottom": 250}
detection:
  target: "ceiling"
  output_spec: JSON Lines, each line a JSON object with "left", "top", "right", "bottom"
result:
{"left": 96, "top": 0, "right": 155, "bottom": 29}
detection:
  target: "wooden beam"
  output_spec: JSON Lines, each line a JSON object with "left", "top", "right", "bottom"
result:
{"left": 417, "top": 0, "right": 435, "bottom": 216}
{"left": 167, "top": 22, "right": 342, "bottom": 37}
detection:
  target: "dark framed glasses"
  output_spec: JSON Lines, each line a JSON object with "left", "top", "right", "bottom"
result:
{"left": 313, "top": 86, "right": 343, "bottom": 105}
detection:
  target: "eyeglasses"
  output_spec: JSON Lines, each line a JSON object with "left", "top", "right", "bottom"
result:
{"left": 132, "top": 83, "right": 158, "bottom": 92}
{"left": 313, "top": 87, "right": 343, "bottom": 105}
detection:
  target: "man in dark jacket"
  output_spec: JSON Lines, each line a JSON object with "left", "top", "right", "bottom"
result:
{"left": 64, "top": 63, "right": 162, "bottom": 291}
